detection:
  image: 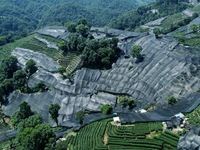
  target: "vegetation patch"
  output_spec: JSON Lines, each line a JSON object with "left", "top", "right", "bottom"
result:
{"left": 167, "top": 96, "right": 178, "bottom": 105}
{"left": 57, "top": 119, "right": 180, "bottom": 150}
{"left": 0, "top": 35, "right": 34, "bottom": 62}
{"left": 107, "top": 122, "right": 179, "bottom": 150}
{"left": 117, "top": 96, "right": 135, "bottom": 109}
{"left": 161, "top": 13, "right": 187, "bottom": 28}
{"left": 56, "top": 118, "right": 111, "bottom": 150}
{"left": 185, "top": 105, "right": 200, "bottom": 126}
{"left": 101, "top": 104, "right": 113, "bottom": 115}
{"left": 110, "top": 0, "right": 189, "bottom": 31}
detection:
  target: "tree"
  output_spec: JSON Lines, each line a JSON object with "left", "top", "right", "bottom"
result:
{"left": 49, "top": 103, "right": 60, "bottom": 126}
{"left": 76, "top": 24, "right": 89, "bottom": 37}
{"left": 118, "top": 96, "right": 135, "bottom": 109}
{"left": 101, "top": 104, "right": 113, "bottom": 115}
{"left": 35, "top": 82, "right": 47, "bottom": 92}
{"left": 16, "top": 124, "right": 56, "bottom": 150}
{"left": 0, "top": 36, "right": 8, "bottom": 46}
{"left": 82, "top": 38, "right": 119, "bottom": 69}
{"left": 19, "top": 101, "right": 33, "bottom": 119}
{"left": 25, "top": 59, "right": 37, "bottom": 77}
{"left": 58, "top": 66, "right": 66, "bottom": 74}
{"left": 68, "top": 33, "right": 79, "bottom": 51}
{"left": 131, "top": 45, "right": 142, "bottom": 58}
{"left": 65, "top": 22, "right": 77, "bottom": 33}
{"left": 1, "top": 79, "right": 14, "bottom": 95}
{"left": 0, "top": 108, "right": 6, "bottom": 125}
{"left": 153, "top": 28, "right": 161, "bottom": 38}
{"left": 11, "top": 101, "right": 34, "bottom": 128}
{"left": 58, "top": 41, "right": 69, "bottom": 52}
{"left": 78, "top": 18, "right": 88, "bottom": 26}
{"left": 190, "top": 24, "right": 199, "bottom": 33}
{"left": 17, "top": 114, "right": 42, "bottom": 133}
{"left": 13, "top": 70, "right": 27, "bottom": 91}
{"left": 167, "top": 96, "right": 178, "bottom": 105}
{"left": 1, "top": 56, "right": 18, "bottom": 78}
{"left": 76, "top": 110, "right": 85, "bottom": 124}
{"left": 0, "top": 72, "right": 6, "bottom": 82}
{"left": 0, "top": 87, "right": 5, "bottom": 104}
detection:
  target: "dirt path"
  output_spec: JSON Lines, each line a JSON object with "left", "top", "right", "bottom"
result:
{"left": 103, "top": 124, "right": 109, "bottom": 149}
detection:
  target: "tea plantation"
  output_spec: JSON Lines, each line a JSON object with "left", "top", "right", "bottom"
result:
{"left": 57, "top": 119, "right": 180, "bottom": 150}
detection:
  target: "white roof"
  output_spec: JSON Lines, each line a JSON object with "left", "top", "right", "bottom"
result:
{"left": 139, "top": 109, "right": 147, "bottom": 113}
{"left": 113, "top": 117, "right": 120, "bottom": 122}
{"left": 175, "top": 113, "right": 185, "bottom": 118}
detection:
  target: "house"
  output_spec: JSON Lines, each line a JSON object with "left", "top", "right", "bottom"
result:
{"left": 166, "top": 113, "right": 185, "bottom": 130}
{"left": 175, "top": 113, "right": 185, "bottom": 119}
{"left": 139, "top": 109, "right": 147, "bottom": 113}
{"left": 113, "top": 117, "right": 121, "bottom": 125}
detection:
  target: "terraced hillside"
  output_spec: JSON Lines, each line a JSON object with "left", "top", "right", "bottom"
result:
{"left": 1, "top": 16, "right": 200, "bottom": 150}
{"left": 57, "top": 119, "right": 180, "bottom": 150}
{"left": 3, "top": 26, "right": 200, "bottom": 127}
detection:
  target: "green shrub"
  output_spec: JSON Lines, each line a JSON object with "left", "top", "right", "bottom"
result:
{"left": 167, "top": 96, "right": 178, "bottom": 105}
{"left": 58, "top": 66, "right": 66, "bottom": 74}
{"left": 118, "top": 96, "right": 135, "bottom": 108}
{"left": 101, "top": 104, "right": 113, "bottom": 115}
{"left": 131, "top": 45, "right": 142, "bottom": 58}
{"left": 76, "top": 110, "right": 85, "bottom": 124}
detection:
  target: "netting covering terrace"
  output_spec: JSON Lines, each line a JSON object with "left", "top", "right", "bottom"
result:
{"left": 3, "top": 27, "right": 200, "bottom": 127}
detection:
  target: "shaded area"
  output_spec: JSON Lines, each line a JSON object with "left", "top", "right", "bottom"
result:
{"left": 3, "top": 26, "right": 200, "bottom": 129}
{"left": 119, "top": 93, "right": 200, "bottom": 124}
{"left": 178, "top": 126, "right": 200, "bottom": 150}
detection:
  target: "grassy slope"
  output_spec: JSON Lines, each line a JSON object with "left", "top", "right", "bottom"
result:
{"left": 0, "top": 33, "right": 81, "bottom": 73}
{"left": 161, "top": 13, "right": 187, "bottom": 28}
{"left": 0, "top": 35, "right": 34, "bottom": 61}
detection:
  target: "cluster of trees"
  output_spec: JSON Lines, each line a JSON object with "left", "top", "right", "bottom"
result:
{"left": 118, "top": 96, "right": 135, "bottom": 109}
{"left": 8, "top": 101, "right": 61, "bottom": 150}
{"left": 11, "top": 102, "right": 61, "bottom": 130}
{"left": 0, "top": 56, "right": 19, "bottom": 104}
{"left": 109, "top": 0, "right": 189, "bottom": 31}
{"left": 58, "top": 18, "right": 90, "bottom": 53}
{"left": 0, "top": 57, "right": 48, "bottom": 105}
{"left": 11, "top": 101, "right": 38, "bottom": 129}
{"left": 82, "top": 38, "right": 120, "bottom": 69}
{"left": 0, "top": 35, "right": 14, "bottom": 46}
{"left": 59, "top": 19, "right": 120, "bottom": 69}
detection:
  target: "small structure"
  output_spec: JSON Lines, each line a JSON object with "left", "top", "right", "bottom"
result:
{"left": 113, "top": 117, "right": 121, "bottom": 125}
{"left": 175, "top": 113, "right": 185, "bottom": 119}
{"left": 166, "top": 113, "right": 185, "bottom": 130}
{"left": 113, "top": 112, "right": 117, "bottom": 116}
{"left": 139, "top": 109, "right": 147, "bottom": 114}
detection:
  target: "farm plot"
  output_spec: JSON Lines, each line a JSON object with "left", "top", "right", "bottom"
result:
{"left": 60, "top": 119, "right": 179, "bottom": 150}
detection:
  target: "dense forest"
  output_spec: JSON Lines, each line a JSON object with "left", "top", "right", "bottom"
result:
{"left": 0, "top": 0, "right": 154, "bottom": 38}
{"left": 109, "top": 0, "right": 190, "bottom": 31}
